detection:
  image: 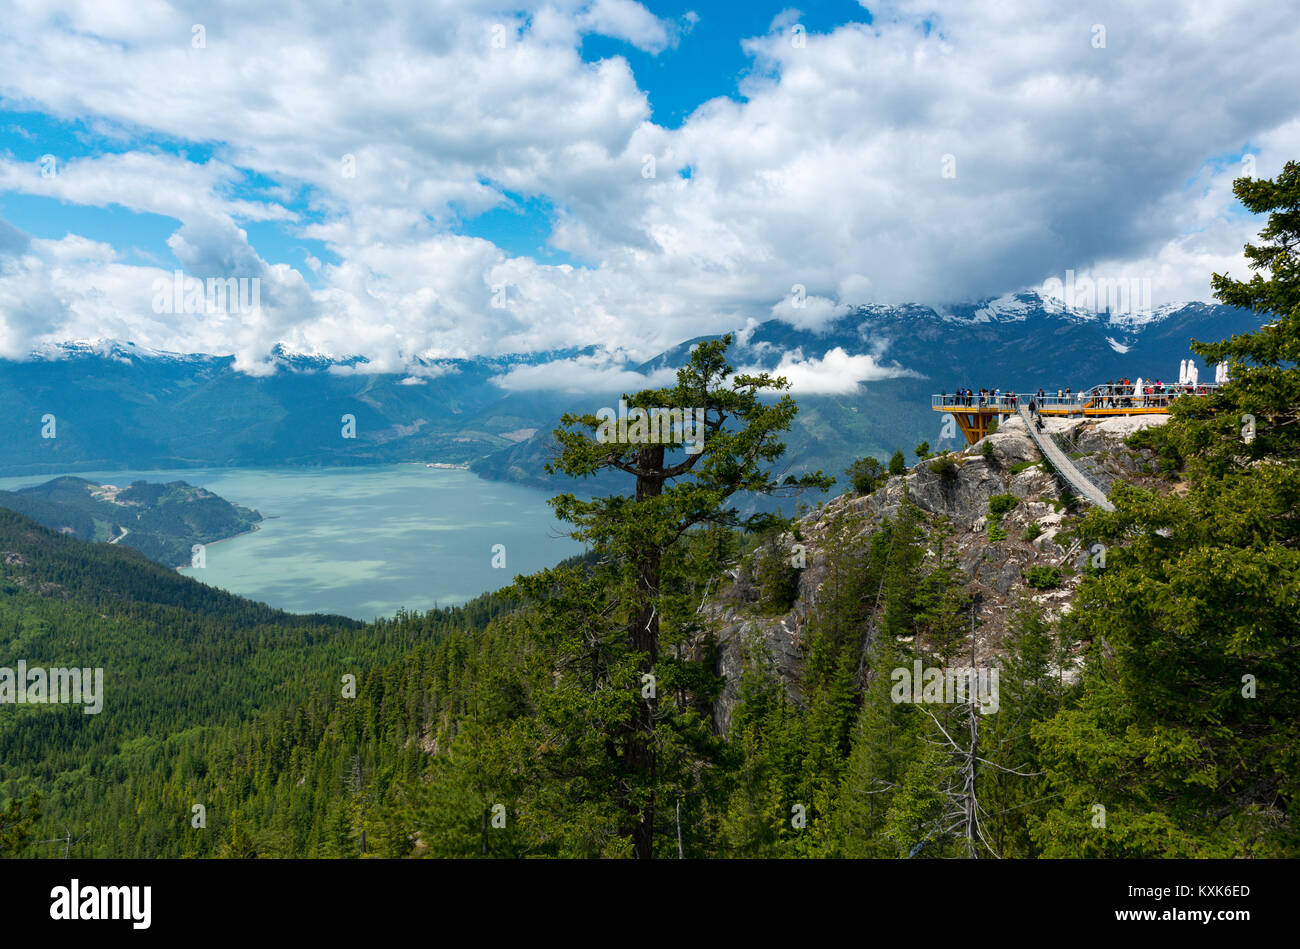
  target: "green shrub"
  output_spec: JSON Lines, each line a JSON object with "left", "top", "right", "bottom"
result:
{"left": 1009, "top": 460, "right": 1041, "bottom": 475}
{"left": 846, "top": 456, "right": 885, "bottom": 495}
{"left": 1127, "top": 424, "right": 1183, "bottom": 474}
{"left": 914, "top": 441, "right": 931, "bottom": 460}
{"left": 1024, "top": 565, "right": 1061, "bottom": 589}
{"left": 982, "top": 439, "right": 996, "bottom": 462}
{"left": 987, "top": 523, "right": 1007, "bottom": 542}
{"left": 755, "top": 538, "right": 801, "bottom": 613}
{"left": 889, "top": 449, "right": 907, "bottom": 475}
{"left": 928, "top": 456, "right": 958, "bottom": 479}
{"left": 988, "top": 493, "right": 1019, "bottom": 517}
{"left": 1023, "top": 521, "right": 1043, "bottom": 542}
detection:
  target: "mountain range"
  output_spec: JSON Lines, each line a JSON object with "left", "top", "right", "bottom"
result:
{"left": 0, "top": 292, "right": 1265, "bottom": 494}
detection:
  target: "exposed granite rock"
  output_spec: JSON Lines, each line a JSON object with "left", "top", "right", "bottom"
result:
{"left": 1076, "top": 415, "right": 1168, "bottom": 452}
{"left": 706, "top": 413, "right": 1167, "bottom": 732}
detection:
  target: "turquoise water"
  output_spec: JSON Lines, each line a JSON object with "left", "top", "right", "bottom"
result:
{"left": 0, "top": 466, "right": 584, "bottom": 621}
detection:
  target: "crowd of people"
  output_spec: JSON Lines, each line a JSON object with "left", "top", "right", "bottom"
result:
{"left": 940, "top": 378, "right": 1214, "bottom": 412}
{"left": 1092, "top": 378, "right": 1212, "bottom": 408}
{"left": 941, "top": 387, "right": 1031, "bottom": 408}
{"left": 940, "top": 387, "right": 1061, "bottom": 408}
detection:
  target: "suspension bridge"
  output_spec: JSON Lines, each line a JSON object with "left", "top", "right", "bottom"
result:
{"left": 930, "top": 381, "right": 1222, "bottom": 511}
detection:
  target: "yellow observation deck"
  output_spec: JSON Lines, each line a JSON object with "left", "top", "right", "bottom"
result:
{"left": 930, "top": 384, "right": 1220, "bottom": 445}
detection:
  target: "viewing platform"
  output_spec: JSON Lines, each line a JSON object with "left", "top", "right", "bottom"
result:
{"left": 931, "top": 384, "right": 1221, "bottom": 445}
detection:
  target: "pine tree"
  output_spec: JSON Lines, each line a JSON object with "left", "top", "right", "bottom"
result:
{"left": 544, "top": 335, "right": 831, "bottom": 857}
{"left": 836, "top": 635, "right": 916, "bottom": 856}
{"left": 1033, "top": 160, "right": 1300, "bottom": 857}
{"left": 979, "top": 601, "right": 1075, "bottom": 857}
{"left": 0, "top": 793, "right": 41, "bottom": 855}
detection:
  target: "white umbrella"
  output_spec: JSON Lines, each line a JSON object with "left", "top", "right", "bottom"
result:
{"left": 1217, "top": 361, "right": 1229, "bottom": 385}
{"left": 1179, "top": 360, "right": 1188, "bottom": 385}
{"left": 1188, "top": 364, "right": 1198, "bottom": 387}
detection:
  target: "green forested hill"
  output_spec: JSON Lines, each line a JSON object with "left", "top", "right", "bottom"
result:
{"left": 0, "top": 509, "right": 461, "bottom": 856}
{"left": 0, "top": 476, "right": 262, "bottom": 567}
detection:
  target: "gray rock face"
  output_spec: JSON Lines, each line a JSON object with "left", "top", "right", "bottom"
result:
{"left": 704, "top": 414, "right": 1152, "bottom": 732}
{"left": 711, "top": 606, "right": 806, "bottom": 734}
{"left": 1076, "top": 415, "right": 1168, "bottom": 453}
{"left": 902, "top": 458, "right": 1005, "bottom": 527}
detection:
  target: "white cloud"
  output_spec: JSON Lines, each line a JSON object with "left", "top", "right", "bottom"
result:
{"left": 751, "top": 346, "right": 919, "bottom": 395}
{"left": 0, "top": 0, "right": 1296, "bottom": 368}
{"left": 577, "top": 0, "right": 672, "bottom": 52}
{"left": 491, "top": 352, "right": 677, "bottom": 394}
{"left": 770, "top": 294, "right": 850, "bottom": 332}
{"left": 0, "top": 152, "right": 292, "bottom": 225}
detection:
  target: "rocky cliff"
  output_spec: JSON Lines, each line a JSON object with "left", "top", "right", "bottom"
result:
{"left": 705, "top": 412, "right": 1170, "bottom": 732}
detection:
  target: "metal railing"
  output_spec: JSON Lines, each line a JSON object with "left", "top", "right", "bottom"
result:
{"left": 933, "top": 384, "right": 1220, "bottom": 414}
{"left": 1074, "top": 382, "right": 1220, "bottom": 410}
{"left": 932, "top": 393, "right": 1022, "bottom": 410}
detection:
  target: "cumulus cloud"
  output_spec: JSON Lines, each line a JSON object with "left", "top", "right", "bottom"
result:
{"left": 577, "top": 0, "right": 673, "bottom": 52}
{"left": 749, "top": 346, "right": 919, "bottom": 395}
{"left": 769, "top": 293, "right": 850, "bottom": 332}
{"left": 491, "top": 352, "right": 677, "bottom": 395}
{"left": 0, "top": 0, "right": 1296, "bottom": 368}
{"left": 0, "top": 152, "right": 292, "bottom": 225}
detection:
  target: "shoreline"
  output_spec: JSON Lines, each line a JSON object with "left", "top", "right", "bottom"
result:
{"left": 0, "top": 460, "right": 476, "bottom": 483}
{"left": 175, "top": 522, "right": 264, "bottom": 571}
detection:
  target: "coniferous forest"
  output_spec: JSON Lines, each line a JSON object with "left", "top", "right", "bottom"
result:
{"left": 2, "top": 164, "right": 1297, "bottom": 861}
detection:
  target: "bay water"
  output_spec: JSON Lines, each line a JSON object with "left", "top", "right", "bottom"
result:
{"left": 0, "top": 465, "right": 584, "bottom": 621}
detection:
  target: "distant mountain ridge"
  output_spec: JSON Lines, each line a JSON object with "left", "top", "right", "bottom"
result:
{"left": 0, "top": 293, "right": 1266, "bottom": 493}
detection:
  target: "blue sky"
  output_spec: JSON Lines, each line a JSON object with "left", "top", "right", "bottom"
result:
{"left": 1, "top": 2, "right": 874, "bottom": 280}
{"left": 579, "top": 0, "right": 870, "bottom": 127}
{"left": 0, "top": 0, "right": 1295, "bottom": 379}
{"left": 0, "top": 106, "right": 329, "bottom": 275}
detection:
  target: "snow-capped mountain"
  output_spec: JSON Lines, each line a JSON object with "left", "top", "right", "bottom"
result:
{"left": 853, "top": 290, "right": 1196, "bottom": 330}
{"left": 30, "top": 339, "right": 209, "bottom": 364}
{"left": 0, "top": 296, "right": 1266, "bottom": 484}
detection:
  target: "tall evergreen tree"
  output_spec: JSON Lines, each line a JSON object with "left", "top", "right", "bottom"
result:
{"left": 0, "top": 792, "right": 40, "bottom": 856}
{"left": 1033, "top": 160, "right": 1300, "bottom": 856}
{"left": 545, "top": 336, "right": 832, "bottom": 857}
